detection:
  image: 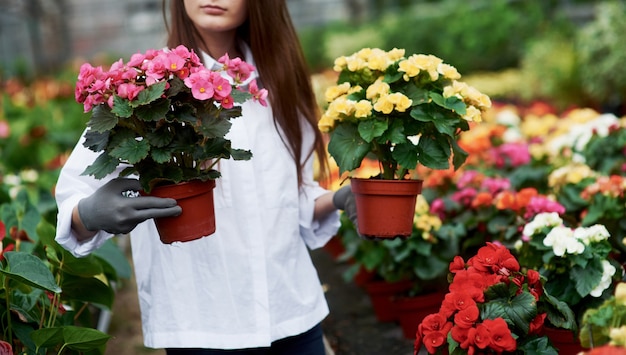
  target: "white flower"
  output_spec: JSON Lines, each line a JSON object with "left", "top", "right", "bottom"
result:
{"left": 543, "top": 226, "right": 585, "bottom": 256}
{"left": 590, "top": 260, "right": 617, "bottom": 297}
{"left": 574, "top": 224, "right": 611, "bottom": 245}
{"left": 523, "top": 212, "right": 563, "bottom": 237}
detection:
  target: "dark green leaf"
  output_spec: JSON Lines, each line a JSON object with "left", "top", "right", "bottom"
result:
{"left": 110, "top": 95, "right": 133, "bottom": 118}
{"left": 81, "top": 152, "right": 120, "bottom": 179}
{"left": 392, "top": 142, "right": 419, "bottom": 170}
{"left": 0, "top": 252, "right": 61, "bottom": 293}
{"left": 328, "top": 124, "right": 372, "bottom": 174}
{"left": 110, "top": 138, "right": 150, "bottom": 164}
{"left": 133, "top": 81, "right": 167, "bottom": 107}
{"left": 61, "top": 275, "right": 114, "bottom": 309}
{"left": 90, "top": 105, "right": 120, "bottom": 132}
{"left": 358, "top": 118, "right": 388, "bottom": 143}
{"left": 417, "top": 135, "right": 450, "bottom": 169}
{"left": 135, "top": 98, "right": 170, "bottom": 121}
{"left": 83, "top": 129, "right": 110, "bottom": 152}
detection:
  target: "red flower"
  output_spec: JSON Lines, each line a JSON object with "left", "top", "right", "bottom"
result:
{"left": 415, "top": 313, "right": 453, "bottom": 354}
{"left": 450, "top": 255, "right": 466, "bottom": 273}
{"left": 454, "top": 304, "right": 480, "bottom": 329}
{"left": 483, "top": 318, "right": 516, "bottom": 352}
{"left": 469, "top": 322, "right": 492, "bottom": 349}
{"left": 441, "top": 292, "right": 477, "bottom": 318}
{"left": 529, "top": 313, "right": 547, "bottom": 334}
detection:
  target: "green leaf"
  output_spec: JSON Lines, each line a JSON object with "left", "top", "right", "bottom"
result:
{"left": 31, "top": 326, "right": 110, "bottom": 353}
{"left": 417, "top": 135, "right": 450, "bottom": 170}
{"left": 392, "top": 142, "right": 419, "bottom": 170}
{"left": 110, "top": 96, "right": 133, "bottom": 118}
{"left": 327, "top": 124, "right": 372, "bottom": 174}
{"left": 572, "top": 261, "right": 604, "bottom": 298}
{"left": 0, "top": 189, "right": 41, "bottom": 242}
{"left": 110, "top": 137, "right": 150, "bottom": 164}
{"left": 230, "top": 148, "right": 253, "bottom": 161}
{"left": 231, "top": 90, "right": 252, "bottom": 104}
{"left": 482, "top": 288, "right": 537, "bottom": 335}
{"left": 89, "top": 105, "right": 120, "bottom": 132}
{"left": 61, "top": 275, "right": 114, "bottom": 309}
{"left": 81, "top": 152, "right": 120, "bottom": 179}
{"left": 451, "top": 136, "right": 468, "bottom": 170}
{"left": 93, "top": 239, "right": 132, "bottom": 280}
{"left": 134, "top": 98, "right": 170, "bottom": 121}
{"left": 358, "top": 118, "right": 388, "bottom": 143}
{"left": 133, "top": 81, "right": 167, "bottom": 107}
{"left": 83, "top": 129, "right": 110, "bottom": 152}
{"left": 198, "top": 113, "right": 233, "bottom": 139}
{"left": 0, "top": 252, "right": 61, "bottom": 293}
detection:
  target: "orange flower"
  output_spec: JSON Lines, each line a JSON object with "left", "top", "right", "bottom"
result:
{"left": 471, "top": 192, "right": 493, "bottom": 208}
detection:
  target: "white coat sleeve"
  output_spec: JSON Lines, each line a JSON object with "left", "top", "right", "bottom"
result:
{"left": 55, "top": 131, "right": 116, "bottom": 257}
{"left": 298, "top": 126, "right": 340, "bottom": 250}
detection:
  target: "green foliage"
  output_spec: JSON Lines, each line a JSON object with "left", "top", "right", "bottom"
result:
{"left": 575, "top": 1, "right": 626, "bottom": 112}
{"left": 0, "top": 188, "right": 129, "bottom": 353}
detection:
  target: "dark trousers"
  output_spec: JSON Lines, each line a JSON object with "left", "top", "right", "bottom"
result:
{"left": 165, "top": 324, "right": 326, "bottom": 355}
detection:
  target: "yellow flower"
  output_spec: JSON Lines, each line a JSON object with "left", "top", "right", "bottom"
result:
{"left": 318, "top": 113, "right": 336, "bottom": 133}
{"left": 615, "top": 282, "right": 626, "bottom": 304}
{"left": 325, "top": 82, "right": 351, "bottom": 103}
{"left": 366, "top": 78, "right": 390, "bottom": 100}
{"left": 438, "top": 63, "right": 461, "bottom": 80}
{"left": 609, "top": 326, "right": 626, "bottom": 346}
{"left": 548, "top": 164, "right": 595, "bottom": 189}
{"left": 354, "top": 100, "right": 373, "bottom": 118}
{"left": 387, "top": 92, "right": 413, "bottom": 112}
{"left": 333, "top": 56, "right": 348, "bottom": 72}
{"left": 463, "top": 105, "right": 482, "bottom": 123}
{"left": 373, "top": 94, "right": 395, "bottom": 114}
{"left": 414, "top": 195, "right": 430, "bottom": 215}
{"left": 443, "top": 80, "right": 469, "bottom": 99}
{"left": 414, "top": 214, "right": 442, "bottom": 239}
{"left": 387, "top": 48, "right": 405, "bottom": 62}
{"left": 365, "top": 48, "right": 391, "bottom": 71}
{"left": 520, "top": 114, "right": 559, "bottom": 138}
{"left": 398, "top": 54, "right": 443, "bottom": 81}
{"left": 327, "top": 96, "right": 354, "bottom": 117}
{"left": 346, "top": 56, "right": 366, "bottom": 72}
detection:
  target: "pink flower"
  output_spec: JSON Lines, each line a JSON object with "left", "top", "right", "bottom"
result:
{"left": 184, "top": 71, "right": 215, "bottom": 100}
{"left": 248, "top": 79, "right": 268, "bottom": 107}
{"left": 524, "top": 196, "right": 565, "bottom": 219}
{"left": 116, "top": 83, "right": 144, "bottom": 101}
{"left": 0, "top": 120, "right": 10, "bottom": 138}
{"left": 491, "top": 142, "right": 531, "bottom": 168}
{"left": 481, "top": 177, "right": 510, "bottom": 195}
{"left": 218, "top": 54, "right": 256, "bottom": 83}
{"left": 212, "top": 74, "right": 233, "bottom": 100}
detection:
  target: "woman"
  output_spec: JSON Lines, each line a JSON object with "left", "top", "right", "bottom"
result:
{"left": 55, "top": 0, "right": 356, "bottom": 353}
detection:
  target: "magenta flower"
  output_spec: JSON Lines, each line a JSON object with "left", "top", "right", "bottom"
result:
{"left": 524, "top": 196, "right": 566, "bottom": 219}
{"left": 491, "top": 142, "right": 531, "bottom": 168}
{"left": 219, "top": 54, "right": 256, "bottom": 83}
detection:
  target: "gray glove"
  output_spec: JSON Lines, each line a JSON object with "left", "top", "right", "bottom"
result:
{"left": 77, "top": 178, "right": 182, "bottom": 234}
{"left": 332, "top": 185, "right": 358, "bottom": 230}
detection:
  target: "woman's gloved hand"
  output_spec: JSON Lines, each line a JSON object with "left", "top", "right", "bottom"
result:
{"left": 77, "top": 178, "right": 182, "bottom": 234}
{"left": 332, "top": 185, "right": 358, "bottom": 230}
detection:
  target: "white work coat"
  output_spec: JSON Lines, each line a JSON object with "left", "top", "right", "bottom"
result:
{"left": 54, "top": 48, "right": 340, "bottom": 349}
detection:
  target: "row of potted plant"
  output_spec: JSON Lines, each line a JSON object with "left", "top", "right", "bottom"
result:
{"left": 326, "top": 96, "right": 626, "bottom": 352}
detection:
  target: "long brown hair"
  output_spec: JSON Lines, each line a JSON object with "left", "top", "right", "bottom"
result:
{"left": 162, "top": 0, "right": 329, "bottom": 186}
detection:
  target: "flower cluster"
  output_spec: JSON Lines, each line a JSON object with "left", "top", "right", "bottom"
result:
{"left": 517, "top": 212, "right": 619, "bottom": 316}
{"left": 415, "top": 243, "right": 573, "bottom": 354}
{"left": 75, "top": 45, "right": 268, "bottom": 192}
{"left": 318, "top": 48, "right": 491, "bottom": 180}
{"left": 427, "top": 169, "right": 565, "bottom": 251}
